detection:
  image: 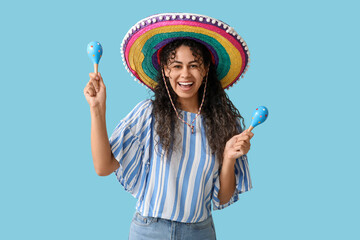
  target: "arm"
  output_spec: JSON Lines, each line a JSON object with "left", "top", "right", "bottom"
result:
{"left": 90, "top": 106, "right": 119, "bottom": 176}
{"left": 218, "top": 130, "right": 254, "bottom": 204}
{"left": 84, "top": 72, "right": 119, "bottom": 176}
{"left": 218, "top": 160, "right": 236, "bottom": 205}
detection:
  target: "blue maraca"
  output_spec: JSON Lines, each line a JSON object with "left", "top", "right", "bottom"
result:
{"left": 248, "top": 106, "right": 269, "bottom": 132}
{"left": 87, "top": 41, "right": 103, "bottom": 73}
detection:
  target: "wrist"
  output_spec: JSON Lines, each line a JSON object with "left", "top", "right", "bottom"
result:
{"left": 90, "top": 105, "right": 106, "bottom": 118}
{"left": 222, "top": 156, "right": 236, "bottom": 168}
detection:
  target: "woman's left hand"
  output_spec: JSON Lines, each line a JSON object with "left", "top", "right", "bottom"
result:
{"left": 223, "top": 130, "right": 254, "bottom": 164}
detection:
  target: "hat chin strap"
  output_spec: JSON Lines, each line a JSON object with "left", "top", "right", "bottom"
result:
{"left": 161, "top": 69, "right": 208, "bottom": 134}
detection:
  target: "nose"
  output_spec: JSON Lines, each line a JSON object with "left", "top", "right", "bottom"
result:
{"left": 180, "top": 67, "right": 191, "bottom": 78}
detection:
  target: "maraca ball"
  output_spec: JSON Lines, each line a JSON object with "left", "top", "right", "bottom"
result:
{"left": 87, "top": 41, "right": 103, "bottom": 64}
{"left": 250, "top": 106, "right": 269, "bottom": 128}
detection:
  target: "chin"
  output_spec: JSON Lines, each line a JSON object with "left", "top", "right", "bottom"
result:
{"left": 175, "top": 91, "right": 197, "bottom": 99}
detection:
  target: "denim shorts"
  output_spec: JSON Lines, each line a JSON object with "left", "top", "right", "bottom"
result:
{"left": 128, "top": 211, "right": 217, "bottom": 240}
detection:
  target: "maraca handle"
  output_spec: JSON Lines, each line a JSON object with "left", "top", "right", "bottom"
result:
{"left": 94, "top": 63, "right": 98, "bottom": 73}
{"left": 247, "top": 126, "right": 254, "bottom": 132}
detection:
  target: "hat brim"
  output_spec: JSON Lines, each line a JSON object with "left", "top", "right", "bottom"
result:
{"left": 121, "top": 13, "right": 250, "bottom": 90}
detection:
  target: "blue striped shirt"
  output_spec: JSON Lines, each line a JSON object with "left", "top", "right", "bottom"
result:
{"left": 109, "top": 99, "right": 252, "bottom": 223}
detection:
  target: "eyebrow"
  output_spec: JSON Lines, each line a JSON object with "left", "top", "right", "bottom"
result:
{"left": 171, "top": 60, "right": 199, "bottom": 64}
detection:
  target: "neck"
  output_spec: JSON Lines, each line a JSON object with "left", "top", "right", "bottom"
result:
{"left": 179, "top": 97, "right": 200, "bottom": 113}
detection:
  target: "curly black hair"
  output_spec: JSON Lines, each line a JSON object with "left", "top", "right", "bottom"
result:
{"left": 152, "top": 39, "right": 245, "bottom": 164}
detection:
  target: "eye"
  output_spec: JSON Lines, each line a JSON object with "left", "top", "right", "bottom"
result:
{"left": 173, "top": 65, "right": 182, "bottom": 69}
{"left": 190, "top": 64, "right": 199, "bottom": 68}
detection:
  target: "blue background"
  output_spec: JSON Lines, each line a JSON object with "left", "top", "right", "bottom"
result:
{"left": 1, "top": 0, "right": 359, "bottom": 239}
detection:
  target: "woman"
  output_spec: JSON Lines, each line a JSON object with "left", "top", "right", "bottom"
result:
{"left": 84, "top": 13, "right": 253, "bottom": 240}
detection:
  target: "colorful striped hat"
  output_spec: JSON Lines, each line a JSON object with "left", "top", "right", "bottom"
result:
{"left": 121, "top": 13, "right": 250, "bottom": 90}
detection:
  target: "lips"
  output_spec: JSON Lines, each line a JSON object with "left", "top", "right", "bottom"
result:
{"left": 177, "top": 81, "right": 194, "bottom": 91}
{"left": 178, "top": 82, "right": 194, "bottom": 86}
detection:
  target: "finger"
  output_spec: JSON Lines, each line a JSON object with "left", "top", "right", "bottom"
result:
{"left": 84, "top": 89, "right": 92, "bottom": 98}
{"left": 89, "top": 72, "right": 100, "bottom": 83}
{"left": 88, "top": 73, "right": 100, "bottom": 91}
{"left": 242, "top": 137, "right": 251, "bottom": 144}
{"left": 248, "top": 132, "right": 254, "bottom": 139}
{"left": 242, "top": 130, "right": 253, "bottom": 138}
{"left": 98, "top": 72, "right": 106, "bottom": 87}
{"left": 84, "top": 82, "right": 92, "bottom": 95}
{"left": 241, "top": 142, "right": 251, "bottom": 154}
{"left": 240, "top": 131, "right": 254, "bottom": 140}
{"left": 89, "top": 72, "right": 99, "bottom": 80}
{"left": 87, "top": 80, "right": 95, "bottom": 89}
{"left": 89, "top": 78, "right": 100, "bottom": 93}
{"left": 233, "top": 146, "right": 242, "bottom": 153}
{"left": 233, "top": 141, "right": 245, "bottom": 149}
{"left": 86, "top": 82, "right": 97, "bottom": 96}
{"left": 236, "top": 134, "right": 251, "bottom": 142}
{"left": 234, "top": 141, "right": 250, "bottom": 150}
{"left": 85, "top": 87, "right": 95, "bottom": 97}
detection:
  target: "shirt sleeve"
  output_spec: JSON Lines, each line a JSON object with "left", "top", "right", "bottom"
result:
{"left": 109, "top": 99, "right": 153, "bottom": 199}
{"left": 212, "top": 154, "right": 252, "bottom": 210}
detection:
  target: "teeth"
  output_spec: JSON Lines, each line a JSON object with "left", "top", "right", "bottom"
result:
{"left": 179, "top": 82, "right": 193, "bottom": 86}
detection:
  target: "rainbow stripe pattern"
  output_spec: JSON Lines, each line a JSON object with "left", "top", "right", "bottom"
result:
{"left": 121, "top": 13, "right": 250, "bottom": 90}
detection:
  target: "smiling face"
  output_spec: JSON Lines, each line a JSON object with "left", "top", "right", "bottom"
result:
{"left": 163, "top": 45, "right": 208, "bottom": 110}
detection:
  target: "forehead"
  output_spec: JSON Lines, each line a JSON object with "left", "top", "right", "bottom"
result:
{"left": 173, "top": 45, "right": 202, "bottom": 62}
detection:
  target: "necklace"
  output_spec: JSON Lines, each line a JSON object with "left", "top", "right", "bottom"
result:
{"left": 162, "top": 70, "right": 208, "bottom": 134}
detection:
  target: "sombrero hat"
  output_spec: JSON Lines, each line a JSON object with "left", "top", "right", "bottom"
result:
{"left": 121, "top": 13, "right": 250, "bottom": 90}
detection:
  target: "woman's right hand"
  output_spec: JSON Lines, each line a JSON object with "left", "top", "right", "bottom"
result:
{"left": 84, "top": 72, "right": 106, "bottom": 109}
